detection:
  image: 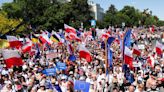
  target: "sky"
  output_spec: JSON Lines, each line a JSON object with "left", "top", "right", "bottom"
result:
{"left": 0, "top": 0, "right": 164, "bottom": 20}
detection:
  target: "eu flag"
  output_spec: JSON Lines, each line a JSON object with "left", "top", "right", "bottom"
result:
{"left": 123, "top": 29, "right": 132, "bottom": 47}
{"left": 68, "top": 54, "right": 76, "bottom": 61}
{"left": 74, "top": 80, "right": 90, "bottom": 92}
{"left": 108, "top": 49, "right": 113, "bottom": 68}
{"left": 107, "top": 37, "right": 115, "bottom": 47}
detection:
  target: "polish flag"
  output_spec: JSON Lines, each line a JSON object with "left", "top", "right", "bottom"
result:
{"left": 39, "top": 33, "right": 53, "bottom": 44}
{"left": 2, "top": 50, "right": 23, "bottom": 68}
{"left": 22, "top": 41, "right": 33, "bottom": 53}
{"left": 64, "top": 24, "right": 76, "bottom": 34}
{"left": 7, "top": 36, "right": 22, "bottom": 49}
{"left": 147, "top": 55, "right": 155, "bottom": 68}
{"left": 66, "top": 33, "right": 81, "bottom": 42}
{"left": 133, "top": 44, "right": 141, "bottom": 56}
{"left": 149, "top": 26, "right": 155, "bottom": 33}
{"left": 78, "top": 44, "right": 92, "bottom": 62}
{"left": 101, "top": 32, "right": 111, "bottom": 39}
{"left": 124, "top": 46, "right": 133, "bottom": 69}
{"left": 155, "top": 41, "right": 163, "bottom": 55}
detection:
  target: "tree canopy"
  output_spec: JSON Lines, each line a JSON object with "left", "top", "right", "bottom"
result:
{"left": 0, "top": 0, "right": 92, "bottom": 34}
{"left": 103, "top": 5, "right": 164, "bottom": 28}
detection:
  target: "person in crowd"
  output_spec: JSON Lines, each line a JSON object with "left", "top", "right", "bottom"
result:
{"left": 0, "top": 27, "right": 163, "bottom": 92}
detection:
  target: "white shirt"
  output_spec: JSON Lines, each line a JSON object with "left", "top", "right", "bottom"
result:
{"left": 106, "top": 74, "right": 113, "bottom": 84}
{"left": 86, "top": 78, "right": 93, "bottom": 83}
{"left": 97, "top": 74, "right": 105, "bottom": 83}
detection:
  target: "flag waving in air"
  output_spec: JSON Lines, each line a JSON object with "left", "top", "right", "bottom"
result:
{"left": 64, "top": 24, "right": 76, "bottom": 34}
{"left": 123, "top": 29, "right": 132, "bottom": 69}
{"left": 107, "top": 37, "right": 115, "bottom": 68}
{"left": 7, "top": 36, "right": 22, "bottom": 49}
{"left": 78, "top": 44, "right": 92, "bottom": 62}
{"left": 2, "top": 50, "right": 24, "bottom": 68}
{"left": 155, "top": 41, "right": 163, "bottom": 55}
{"left": 124, "top": 47, "right": 133, "bottom": 69}
{"left": 21, "top": 41, "right": 33, "bottom": 53}
{"left": 123, "top": 29, "right": 132, "bottom": 48}
{"left": 133, "top": 44, "right": 141, "bottom": 56}
{"left": 39, "top": 33, "right": 53, "bottom": 45}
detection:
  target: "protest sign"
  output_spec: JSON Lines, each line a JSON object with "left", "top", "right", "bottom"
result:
{"left": 74, "top": 80, "right": 90, "bottom": 92}
{"left": 56, "top": 62, "right": 67, "bottom": 70}
{"left": 42, "top": 67, "right": 56, "bottom": 76}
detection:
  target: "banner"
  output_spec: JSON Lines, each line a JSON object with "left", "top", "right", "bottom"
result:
{"left": 91, "top": 20, "right": 96, "bottom": 27}
{"left": 56, "top": 62, "right": 67, "bottom": 70}
{"left": 42, "top": 67, "right": 56, "bottom": 76}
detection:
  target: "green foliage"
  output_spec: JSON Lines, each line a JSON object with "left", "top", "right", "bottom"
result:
{"left": 157, "top": 20, "right": 164, "bottom": 26}
{"left": 1, "top": 0, "right": 92, "bottom": 33}
{"left": 144, "top": 16, "right": 157, "bottom": 26}
{"left": 103, "top": 5, "right": 164, "bottom": 27}
{"left": 0, "top": 11, "right": 25, "bottom": 35}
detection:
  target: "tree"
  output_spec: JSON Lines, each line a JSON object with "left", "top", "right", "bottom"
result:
{"left": 2, "top": 0, "right": 92, "bottom": 32}
{"left": 68, "top": 0, "right": 92, "bottom": 28}
{"left": 157, "top": 20, "right": 164, "bottom": 26}
{"left": 144, "top": 16, "right": 157, "bottom": 26}
{"left": 103, "top": 4, "right": 118, "bottom": 27}
{"left": 0, "top": 11, "right": 25, "bottom": 35}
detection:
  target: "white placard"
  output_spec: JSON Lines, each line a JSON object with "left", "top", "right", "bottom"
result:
{"left": 138, "top": 44, "right": 145, "bottom": 50}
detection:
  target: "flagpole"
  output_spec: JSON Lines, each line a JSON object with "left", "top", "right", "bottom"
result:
{"left": 105, "top": 39, "right": 108, "bottom": 75}
{"left": 122, "top": 29, "right": 128, "bottom": 65}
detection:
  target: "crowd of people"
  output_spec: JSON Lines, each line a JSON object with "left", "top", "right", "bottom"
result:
{"left": 0, "top": 26, "right": 164, "bottom": 92}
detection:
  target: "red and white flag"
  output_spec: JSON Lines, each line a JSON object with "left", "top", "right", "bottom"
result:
{"left": 147, "top": 55, "right": 155, "bottom": 68}
{"left": 64, "top": 24, "right": 76, "bottom": 34}
{"left": 78, "top": 44, "right": 92, "bottom": 62}
{"left": 124, "top": 46, "right": 133, "bottom": 69}
{"left": 149, "top": 25, "right": 155, "bottom": 33}
{"left": 39, "top": 33, "right": 53, "bottom": 45}
{"left": 101, "top": 32, "right": 111, "bottom": 39}
{"left": 2, "top": 50, "right": 23, "bottom": 68}
{"left": 66, "top": 33, "right": 81, "bottom": 42}
{"left": 133, "top": 44, "right": 141, "bottom": 56}
{"left": 22, "top": 41, "right": 33, "bottom": 53}
{"left": 7, "top": 36, "right": 22, "bottom": 49}
{"left": 155, "top": 41, "right": 163, "bottom": 55}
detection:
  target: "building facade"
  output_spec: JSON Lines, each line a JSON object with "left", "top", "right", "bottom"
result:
{"left": 88, "top": 0, "right": 104, "bottom": 21}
